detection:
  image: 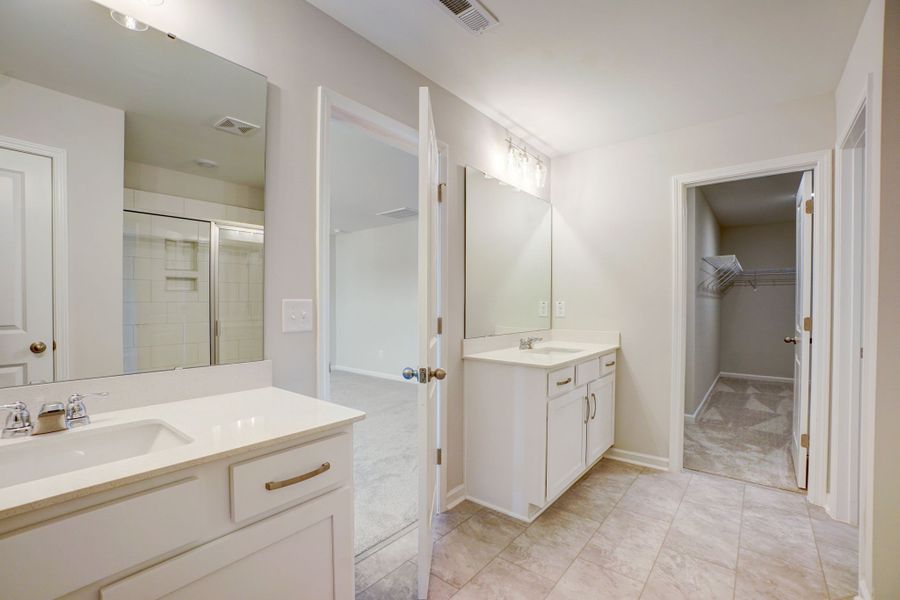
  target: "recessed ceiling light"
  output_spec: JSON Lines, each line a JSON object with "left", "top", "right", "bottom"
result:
{"left": 195, "top": 158, "right": 219, "bottom": 169}
{"left": 110, "top": 10, "right": 149, "bottom": 31}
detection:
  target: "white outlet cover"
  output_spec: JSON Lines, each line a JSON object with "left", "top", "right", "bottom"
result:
{"left": 538, "top": 300, "right": 549, "bottom": 317}
{"left": 554, "top": 300, "right": 566, "bottom": 318}
{"left": 282, "top": 299, "right": 313, "bottom": 333}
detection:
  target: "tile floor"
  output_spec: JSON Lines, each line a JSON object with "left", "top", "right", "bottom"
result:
{"left": 330, "top": 370, "right": 418, "bottom": 555}
{"left": 355, "top": 459, "right": 858, "bottom": 600}
{"left": 684, "top": 376, "right": 799, "bottom": 491}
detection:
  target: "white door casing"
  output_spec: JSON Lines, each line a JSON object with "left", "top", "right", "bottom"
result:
{"left": 793, "top": 170, "right": 813, "bottom": 489}
{"left": 416, "top": 86, "right": 441, "bottom": 600}
{"left": 0, "top": 147, "right": 54, "bottom": 387}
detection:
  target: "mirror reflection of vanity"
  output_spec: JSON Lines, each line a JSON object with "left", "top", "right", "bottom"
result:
{"left": 0, "top": 0, "right": 266, "bottom": 389}
{"left": 464, "top": 165, "right": 552, "bottom": 338}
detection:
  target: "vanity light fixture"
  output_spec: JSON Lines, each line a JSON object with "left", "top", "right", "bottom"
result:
{"left": 534, "top": 159, "right": 547, "bottom": 189}
{"left": 506, "top": 137, "right": 546, "bottom": 189}
{"left": 110, "top": 10, "right": 149, "bottom": 31}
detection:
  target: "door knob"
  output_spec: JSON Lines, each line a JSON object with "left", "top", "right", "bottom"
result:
{"left": 784, "top": 336, "right": 798, "bottom": 344}
{"left": 429, "top": 368, "right": 447, "bottom": 381}
{"left": 401, "top": 367, "right": 447, "bottom": 382}
{"left": 29, "top": 341, "right": 47, "bottom": 354}
{"left": 402, "top": 367, "right": 420, "bottom": 381}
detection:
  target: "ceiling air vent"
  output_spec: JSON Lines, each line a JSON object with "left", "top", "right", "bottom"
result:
{"left": 214, "top": 116, "right": 261, "bottom": 137}
{"left": 433, "top": 0, "right": 499, "bottom": 34}
{"left": 377, "top": 207, "right": 419, "bottom": 219}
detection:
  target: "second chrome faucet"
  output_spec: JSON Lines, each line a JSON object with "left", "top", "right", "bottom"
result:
{"left": 1, "top": 392, "right": 108, "bottom": 438}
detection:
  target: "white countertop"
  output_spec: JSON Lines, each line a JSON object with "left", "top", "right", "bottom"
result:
{"left": 0, "top": 387, "right": 364, "bottom": 520}
{"left": 463, "top": 341, "right": 619, "bottom": 369}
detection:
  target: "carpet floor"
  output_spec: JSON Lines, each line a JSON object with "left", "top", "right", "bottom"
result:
{"left": 684, "top": 376, "right": 800, "bottom": 491}
{"left": 329, "top": 370, "right": 418, "bottom": 556}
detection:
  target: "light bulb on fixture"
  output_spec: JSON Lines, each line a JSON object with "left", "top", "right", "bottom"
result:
{"left": 110, "top": 10, "right": 149, "bottom": 31}
{"left": 507, "top": 140, "right": 520, "bottom": 178}
{"left": 534, "top": 159, "right": 547, "bottom": 189}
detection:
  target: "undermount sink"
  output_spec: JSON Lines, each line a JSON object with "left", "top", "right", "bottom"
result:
{"left": 0, "top": 420, "right": 192, "bottom": 487}
{"left": 526, "top": 346, "right": 583, "bottom": 355}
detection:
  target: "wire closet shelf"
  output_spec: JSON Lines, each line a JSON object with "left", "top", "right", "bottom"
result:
{"left": 701, "top": 255, "right": 795, "bottom": 294}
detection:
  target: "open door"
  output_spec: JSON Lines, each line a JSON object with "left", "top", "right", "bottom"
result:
{"left": 792, "top": 170, "right": 813, "bottom": 489}
{"left": 406, "top": 86, "right": 444, "bottom": 599}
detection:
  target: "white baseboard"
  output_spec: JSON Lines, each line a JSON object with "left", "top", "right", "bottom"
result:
{"left": 685, "top": 375, "right": 719, "bottom": 423}
{"left": 604, "top": 448, "right": 669, "bottom": 471}
{"left": 856, "top": 578, "right": 870, "bottom": 600}
{"left": 719, "top": 371, "right": 793, "bottom": 384}
{"left": 330, "top": 364, "right": 408, "bottom": 383}
{"left": 445, "top": 484, "right": 467, "bottom": 510}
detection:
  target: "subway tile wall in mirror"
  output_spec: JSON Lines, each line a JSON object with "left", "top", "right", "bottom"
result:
{"left": 0, "top": 0, "right": 267, "bottom": 388}
{"left": 465, "top": 166, "right": 552, "bottom": 338}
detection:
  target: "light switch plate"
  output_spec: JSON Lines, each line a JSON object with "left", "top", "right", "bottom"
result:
{"left": 282, "top": 299, "right": 313, "bottom": 333}
{"left": 538, "top": 301, "right": 549, "bottom": 317}
{"left": 554, "top": 300, "right": 566, "bottom": 318}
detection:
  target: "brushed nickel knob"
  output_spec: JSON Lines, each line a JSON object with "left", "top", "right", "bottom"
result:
{"left": 784, "top": 336, "right": 798, "bottom": 344}
{"left": 429, "top": 367, "right": 447, "bottom": 381}
{"left": 30, "top": 341, "right": 47, "bottom": 354}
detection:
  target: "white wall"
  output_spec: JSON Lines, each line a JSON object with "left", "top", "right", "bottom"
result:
{"left": 552, "top": 93, "right": 834, "bottom": 462}
{"left": 833, "top": 0, "right": 886, "bottom": 595}
{"left": 333, "top": 221, "right": 417, "bottom": 378}
{"left": 685, "top": 188, "right": 720, "bottom": 415}
{"left": 718, "top": 222, "right": 795, "bottom": 379}
{"left": 0, "top": 76, "right": 124, "bottom": 381}
{"left": 98, "top": 0, "right": 551, "bottom": 493}
{"left": 125, "top": 161, "right": 263, "bottom": 211}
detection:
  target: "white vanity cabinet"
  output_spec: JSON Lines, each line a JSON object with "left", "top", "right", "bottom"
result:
{"left": 464, "top": 348, "right": 617, "bottom": 521}
{"left": 0, "top": 427, "right": 356, "bottom": 600}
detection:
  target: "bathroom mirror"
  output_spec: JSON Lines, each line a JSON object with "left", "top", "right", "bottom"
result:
{"left": 465, "top": 166, "right": 551, "bottom": 338}
{"left": 0, "top": 0, "right": 267, "bottom": 388}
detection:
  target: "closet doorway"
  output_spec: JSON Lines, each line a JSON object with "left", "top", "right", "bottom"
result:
{"left": 682, "top": 171, "right": 810, "bottom": 492}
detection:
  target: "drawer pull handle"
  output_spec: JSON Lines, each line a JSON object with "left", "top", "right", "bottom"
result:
{"left": 556, "top": 377, "right": 573, "bottom": 386}
{"left": 265, "top": 462, "right": 331, "bottom": 491}
{"left": 605, "top": 361, "right": 616, "bottom": 367}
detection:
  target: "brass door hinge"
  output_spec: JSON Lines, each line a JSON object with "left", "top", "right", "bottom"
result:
{"left": 436, "top": 448, "right": 443, "bottom": 465}
{"left": 438, "top": 183, "right": 446, "bottom": 203}
{"left": 805, "top": 199, "right": 814, "bottom": 214}
{"left": 803, "top": 317, "right": 812, "bottom": 332}
{"left": 801, "top": 433, "right": 809, "bottom": 449}
{"left": 437, "top": 317, "right": 443, "bottom": 335}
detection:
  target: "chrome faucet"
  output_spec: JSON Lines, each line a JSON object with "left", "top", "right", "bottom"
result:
{"left": 0, "top": 392, "right": 107, "bottom": 438}
{"left": 1, "top": 402, "right": 33, "bottom": 438}
{"left": 519, "top": 336, "right": 544, "bottom": 350}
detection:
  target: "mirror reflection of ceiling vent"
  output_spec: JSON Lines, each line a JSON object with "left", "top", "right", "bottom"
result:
{"left": 214, "top": 116, "right": 261, "bottom": 137}
{"left": 377, "top": 207, "right": 419, "bottom": 219}
{"left": 433, "top": 0, "right": 499, "bottom": 34}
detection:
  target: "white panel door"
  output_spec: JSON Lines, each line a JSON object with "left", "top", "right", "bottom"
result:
{"left": 416, "top": 86, "right": 442, "bottom": 600}
{"left": 547, "top": 387, "right": 587, "bottom": 500}
{"left": 792, "top": 171, "right": 813, "bottom": 489}
{"left": 0, "top": 147, "right": 53, "bottom": 388}
{"left": 587, "top": 375, "right": 615, "bottom": 464}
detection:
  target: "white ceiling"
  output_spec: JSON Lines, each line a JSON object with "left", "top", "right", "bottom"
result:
{"left": 0, "top": 0, "right": 267, "bottom": 188}
{"left": 306, "top": 0, "right": 869, "bottom": 156}
{"left": 701, "top": 172, "right": 803, "bottom": 227}
{"left": 329, "top": 119, "right": 418, "bottom": 232}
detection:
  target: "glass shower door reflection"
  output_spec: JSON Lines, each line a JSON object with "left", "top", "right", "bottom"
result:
{"left": 213, "top": 225, "right": 264, "bottom": 365}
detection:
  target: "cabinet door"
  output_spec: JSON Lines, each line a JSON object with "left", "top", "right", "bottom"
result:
{"left": 546, "top": 387, "right": 587, "bottom": 500}
{"left": 101, "top": 487, "right": 354, "bottom": 600}
{"left": 587, "top": 375, "right": 615, "bottom": 464}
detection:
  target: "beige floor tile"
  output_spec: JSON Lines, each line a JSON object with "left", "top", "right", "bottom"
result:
{"left": 355, "top": 528, "right": 419, "bottom": 593}
{"left": 616, "top": 473, "right": 688, "bottom": 522}
{"left": 640, "top": 547, "right": 735, "bottom": 600}
{"left": 740, "top": 506, "right": 821, "bottom": 573}
{"left": 735, "top": 548, "right": 828, "bottom": 600}
{"left": 455, "top": 509, "right": 527, "bottom": 546}
{"left": 553, "top": 481, "right": 620, "bottom": 522}
{"left": 453, "top": 558, "right": 556, "bottom": 600}
{"left": 743, "top": 484, "right": 809, "bottom": 516}
{"left": 356, "top": 560, "right": 458, "bottom": 600}
{"left": 579, "top": 507, "right": 670, "bottom": 582}
{"left": 432, "top": 500, "right": 483, "bottom": 536}
{"left": 547, "top": 557, "right": 644, "bottom": 600}
{"left": 810, "top": 516, "right": 858, "bottom": 551}
{"left": 501, "top": 508, "right": 599, "bottom": 581}
{"left": 430, "top": 525, "right": 507, "bottom": 587}
{"left": 663, "top": 499, "right": 741, "bottom": 569}
{"left": 639, "top": 467, "right": 694, "bottom": 489}
{"left": 682, "top": 472, "right": 745, "bottom": 512}
{"left": 816, "top": 541, "right": 858, "bottom": 599}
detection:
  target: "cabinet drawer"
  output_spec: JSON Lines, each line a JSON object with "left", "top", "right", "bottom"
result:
{"left": 547, "top": 365, "right": 576, "bottom": 397}
{"left": 575, "top": 358, "right": 601, "bottom": 385}
{"left": 230, "top": 433, "right": 351, "bottom": 522}
{"left": 600, "top": 353, "right": 617, "bottom": 376}
{"left": 0, "top": 478, "right": 203, "bottom": 600}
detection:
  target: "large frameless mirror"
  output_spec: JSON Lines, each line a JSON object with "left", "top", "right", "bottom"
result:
{"left": 464, "top": 166, "right": 552, "bottom": 338}
{"left": 0, "top": 0, "right": 267, "bottom": 388}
